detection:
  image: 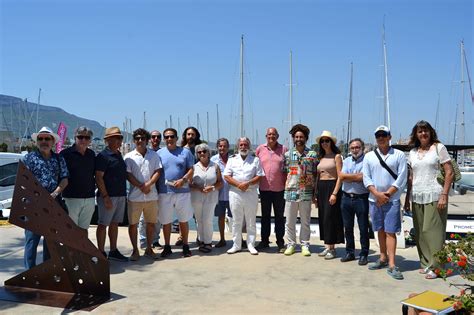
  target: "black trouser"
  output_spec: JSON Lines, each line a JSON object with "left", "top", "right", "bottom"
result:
{"left": 259, "top": 190, "right": 285, "bottom": 245}
{"left": 341, "top": 193, "right": 370, "bottom": 257}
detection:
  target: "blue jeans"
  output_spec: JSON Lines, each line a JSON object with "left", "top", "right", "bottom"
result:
{"left": 341, "top": 194, "right": 370, "bottom": 257}
{"left": 24, "top": 230, "right": 50, "bottom": 269}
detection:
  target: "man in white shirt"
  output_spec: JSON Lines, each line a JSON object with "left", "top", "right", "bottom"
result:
{"left": 363, "top": 125, "right": 407, "bottom": 280}
{"left": 125, "top": 128, "right": 162, "bottom": 261}
{"left": 224, "top": 137, "right": 264, "bottom": 255}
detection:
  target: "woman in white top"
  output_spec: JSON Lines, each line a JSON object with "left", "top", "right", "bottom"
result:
{"left": 404, "top": 120, "right": 453, "bottom": 279}
{"left": 190, "top": 143, "right": 223, "bottom": 253}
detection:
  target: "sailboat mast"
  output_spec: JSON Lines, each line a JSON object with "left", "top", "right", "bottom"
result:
{"left": 289, "top": 50, "right": 293, "bottom": 128}
{"left": 143, "top": 111, "right": 146, "bottom": 129}
{"left": 206, "top": 111, "right": 209, "bottom": 142}
{"left": 346, "top": 62, "right": 353, "bottom": 149}
{"left": 239, "top": 35, "right": 244, "bottom": 137}
{"left": 383, "top": 22, "right": 391, "bottom": 131}
{"left": 216, "top": 104, "right": 220, "bottom": 139}
{"left": 35, "top": 88, "right": 41, "bottom": 132}
{"left": 435, "top": 93, "right": 440, "bottom": 130}
{"left": 459, "top": 40, "right": 466, "bottom": 165}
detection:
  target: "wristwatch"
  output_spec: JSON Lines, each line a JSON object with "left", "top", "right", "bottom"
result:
{"left": 211, "top": 185, "right": 216, "bottom": 191}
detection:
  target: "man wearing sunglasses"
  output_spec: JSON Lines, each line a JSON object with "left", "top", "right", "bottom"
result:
{"left": 363, "top": 125, "right": 407, "bottom": 280}
{"left": 125, "top": 128, "right": 162, "bottom": 261}
{"left": 22, "top": 126, "right": 69, "bottom": 269}
{"left": 138, "top": 130, "right": 163, "bottom": 250}
{"left": 60, "top": 126, "right": 96, "bottom": 231}
{"left": 156, "top": 128, "right": 194, "bottom": 258}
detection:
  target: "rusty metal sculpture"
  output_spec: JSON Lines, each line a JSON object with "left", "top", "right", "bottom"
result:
{"left": 0, "top": 161, "right": 110, "bottom": 311}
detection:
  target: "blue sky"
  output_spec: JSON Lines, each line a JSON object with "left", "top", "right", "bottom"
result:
{"left": 1, "top": 0, "right": 472, "bottom": 146}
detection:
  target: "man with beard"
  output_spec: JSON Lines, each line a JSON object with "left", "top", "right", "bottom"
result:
{"left": 138, "top": 130, "right": 162, "bottom": 249}
{"left": 181, "top": 126, "right": 202, "bottom": 158}
{"left": 176, "top": 126, "right": 202, "bottom": 246}
{"left": 210, "top": 138, "right": 232, "bottom": 247}
{"left": 283, "top": 124, "right": 318, "bottom": 257}
{"left": 363, "top": 125, "right": 407, "bottom": 280}
{"left": 22, "top": 126, "right": 69, "bottom": 269}
{"left": 255, "top": 127, "right": 288, "bottom": 253}
{"left": 223, "top": 137, "right": 264, "bottom": 255}
{"left": 339, "top": 138, "right": 370, "bottom": 265}
{"left": 157, "top": 128, "right": 194, "bottom": 258}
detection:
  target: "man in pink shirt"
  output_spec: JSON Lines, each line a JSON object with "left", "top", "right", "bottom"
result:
{"left": 255, "top": 127, "right": 288, "bottom": 253}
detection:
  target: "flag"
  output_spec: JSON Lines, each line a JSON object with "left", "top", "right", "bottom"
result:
{"left": 56, "top": 122, "right": 67, "bottom": 153}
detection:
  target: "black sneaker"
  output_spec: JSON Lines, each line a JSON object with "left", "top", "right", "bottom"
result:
{"left": 161, "top": 245, "right": 173, "bottom": 258}
{"left": 108, "top": 249, "right": 128, "bottom": 262}
{"left": 101, "top": 251, "right": 107, "bottom": 258}
{"left": 255, "top": 241, "right": 270, "bottom": 251}
{"left": 182, "top": 244, "right": 192, "bottom": 258}
{"left": 340, "top": 253, "right": 356, "bottom": 262}
{"left": 152, "top": 241, "right": 163, "bottom": 249}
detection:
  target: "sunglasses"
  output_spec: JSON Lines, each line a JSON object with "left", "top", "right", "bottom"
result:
{"left": 349, "top": 146, "right": 361, "bottom": 150}
{"left": 134, "top": 136, "right": 147, "bottom": 141}
{"left": 320, "top": 139, "right": 332, "bottom": 144}
{"left": 37, "top": 137, "right": 52, "bottom": 142}
{"left": 151, "top": 135, "right": 161, "bottom": 139}
{"left": 164, "top": 135, "right": 176, "bottom": 139}
{"left": 76, "top": 135, "right": 91, "bottom": 140}
{"left": 375, "top": 133, "right": 389, "bottom": 138}
{"left": 197, "top": 150, "right": 208, "bottom": 154}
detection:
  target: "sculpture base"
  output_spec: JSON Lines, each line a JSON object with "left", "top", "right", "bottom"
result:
{"left": 0, "top": 285, "right": 112, "bottom": 311}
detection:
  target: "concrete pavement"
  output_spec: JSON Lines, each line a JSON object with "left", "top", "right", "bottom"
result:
{"left": 0, "top": 222, "right": 464, "bottom": 314}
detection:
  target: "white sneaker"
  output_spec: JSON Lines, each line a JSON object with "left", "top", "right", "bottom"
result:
{"left": 247, "top": 244, "right": 259, "bottom": 255}
{"left": 318, "top": 248, "right": 330, "bottom": 257}
{"left": 227, "top": 246, "right": 241, "bottom": 254}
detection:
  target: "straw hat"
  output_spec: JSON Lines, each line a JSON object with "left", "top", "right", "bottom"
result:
{"left": 316, "top": 130, "right": 337, "bottom": 144}
{"left": 31, "top": 126, "right": 60, "bottom": 143}
{"left": 103, "top": 126, "right": 123, "bottom": 139}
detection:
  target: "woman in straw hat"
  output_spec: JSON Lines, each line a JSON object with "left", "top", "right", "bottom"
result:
{"left": 316, "top": 131, "right": 344, "bottom": 260}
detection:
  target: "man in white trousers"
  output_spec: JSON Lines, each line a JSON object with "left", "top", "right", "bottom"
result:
{"left": 224, "top": 137, "right": 264, "bottom": 255}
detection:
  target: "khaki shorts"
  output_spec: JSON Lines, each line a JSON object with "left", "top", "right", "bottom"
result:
{"left": 128, "top": 200, "right": 159, "bottom": 225}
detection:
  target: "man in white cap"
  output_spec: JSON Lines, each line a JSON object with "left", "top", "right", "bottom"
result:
{"left": 224, "top": 137, "right": 264, "bottom": 255}
{"left": 95, "top": 126, "right": 128, "bottom": 262}
{"left": 22, "top": 126, "right": 69, "bottom": 269}
{"left": 363, "top": 125, "right": 407, "bottom": 280}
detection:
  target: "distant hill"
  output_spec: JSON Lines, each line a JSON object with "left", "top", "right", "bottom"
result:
{"left": 0, "top": 94, "right": 105, "bottom": 139}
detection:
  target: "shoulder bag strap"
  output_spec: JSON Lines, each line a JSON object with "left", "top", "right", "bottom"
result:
{"left": 374, "top": 149, "right": 398, "bottom": 180}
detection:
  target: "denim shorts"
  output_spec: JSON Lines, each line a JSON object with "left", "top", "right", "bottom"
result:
{"left": 369, "top": 200, "right": 401, "bottom": 233}
{"left": 214, "top": 200, "right": 232, "bottom": 217}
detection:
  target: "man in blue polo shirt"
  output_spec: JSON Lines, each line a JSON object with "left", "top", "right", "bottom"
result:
{"left": 339, "top": 138, "right": 370, "bottom": 265}
{"left": 157, "top": 128, "right": 194, "bottom": 258}
{"left": 60, "top": 126, "right": 96, "bottom": 231}
{"left": 95, "top": 126, "right": 128, "bottom": 262}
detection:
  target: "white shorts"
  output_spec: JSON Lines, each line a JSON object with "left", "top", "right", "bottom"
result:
{"left": 158, "top": 193, "right": 194, "bottom": 225}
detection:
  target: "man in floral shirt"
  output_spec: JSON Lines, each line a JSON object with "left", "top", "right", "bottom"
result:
{"left": 22, "top": 126, "right": 69, "bottom": 269}
{"left": 283, "top": 124, "right": 318, "bottom": 257}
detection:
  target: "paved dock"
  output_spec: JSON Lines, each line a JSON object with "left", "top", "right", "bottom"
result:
{"left": 0, "top": 221, "right": 466, "bottom": 314}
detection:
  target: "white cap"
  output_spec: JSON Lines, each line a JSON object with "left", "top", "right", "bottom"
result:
{"left": 374, "top": 125, "right": 390, "bottom": 135}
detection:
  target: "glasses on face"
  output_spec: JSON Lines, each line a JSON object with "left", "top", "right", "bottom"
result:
{"left": 164, "top": 135, "right": 176, "bottom": 139}
{"left": 350, "top": 146, "right": 361, "bottom": 150}
{"left": 37, "top": 137, "right": 52, "bottom": 142}
{"left": 151, "top": 135, "right": 161, "bottom": 139}
{"left": 375, "top": 133, "right": 388, "bottom": 139}
{"left": 197, "top": 150, "right": 208, "bottom": 154}
{"left": 320, "top": 139, "right": 331, "bottom": 144}
{"left": 134, "top": 136, "right": 147, "bottom": 141}
{"left": 76, "top": 135, "right": 91, "bottom": 140}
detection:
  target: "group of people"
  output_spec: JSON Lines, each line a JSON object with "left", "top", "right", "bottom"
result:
{"left": 21, "top": 120, "right": 454, "bottom": 281}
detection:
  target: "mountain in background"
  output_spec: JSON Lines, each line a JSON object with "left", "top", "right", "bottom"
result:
{"left": 0, "top": 94, "right": 105, "bottom": 139}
